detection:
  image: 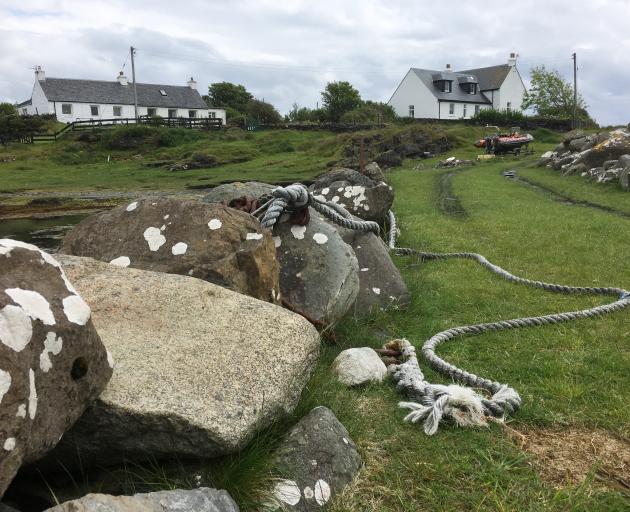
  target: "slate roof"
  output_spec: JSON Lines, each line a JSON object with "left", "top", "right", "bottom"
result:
{"left": 38, "top": 78, "right": 208, "bottom": 109}
{"left": 456, "top": 64, "right": 511, "bottom": 91}
{"left": 411, "top": 69, "right": 491, "bottom": 104}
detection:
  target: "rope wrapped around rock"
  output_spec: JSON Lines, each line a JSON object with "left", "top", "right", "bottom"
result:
{"left": 251, "top": 183, "right": 630, "bottom": 435}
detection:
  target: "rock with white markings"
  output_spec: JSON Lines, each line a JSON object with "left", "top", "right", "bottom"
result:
{"left": 269, "top": 407, "right": 362, "bottom": 511}
{"left": 0, "top": 240, "right": 111, "bottom": 496}
{"left": 331, "top": 347, "right": 387, "bottom": 386}
{"left": 38, "top": 255, "right": 319, "bottom": 468}
{"left": 336, "top": 224, "right": 410, "bottom": 313}
{"left": 309, "top": 168, "right": 394, "bottom": 223}
{"left": 201, "top": 181, "right": 275, "bottom": 204}
{"left": 45, "top": 487, "right": 239, "bottom": 512}
{"left": 60, "top": 197, "right": 279, "bottom": 302}
{"left": 273, "top": 209, "right": 359, "bottom": 326}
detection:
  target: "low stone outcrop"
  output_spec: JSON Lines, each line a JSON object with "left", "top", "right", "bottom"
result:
{"left": 45, "top": 488, "right": 239, "bottom": 512}
{"left": 269, "top": 407, "right": 362, "bottom": 511}
{"left": 332, "top": 347, "right": 387, "bottom": 386}
{"left": 0, "top": 240, "right": 112, "bottom": 496}
{"left": 60, "top": 197, "right": 280, "bottom": 302}
{"left": 40, "top": 255, "right": 320, "bottom": 467}
{"left": 201, "top": 181, "right": 275, "bottom": 204}
{"left": 310, "top": 168, "right": 394, "bottom": 223}
{"left": 274, "top": 209, "right": 359, "bottom": 326}
{"left": 538, "top": 129, "right": 630, "bottom": 189}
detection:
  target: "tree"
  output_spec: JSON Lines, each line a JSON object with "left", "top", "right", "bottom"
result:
{"left": 522, "top": 66, "right": 589, "bottom": 119}
{"left": 321, "top": 81, "right": 362, "bottom": 122}
{"left": 244, "top": 99, "right": 282, "bottom": 124}
{"left": 206, "top": 82, "right": 253, "bottom": 112}
{"left": 0, "top": 103, "right": 16, "bottom": 116}
{"left": 340, "top": 101, "right": 398, "bottom": 124}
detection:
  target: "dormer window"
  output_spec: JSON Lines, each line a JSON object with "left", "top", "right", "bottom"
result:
{"left": 159, "top": 89, "right": 167, "bottom": 96}
{"left": 469, "top": 83, "right": 477, "bottom": 95}
{"left": 443, "top": 81, "right": 452, "bottom": 93}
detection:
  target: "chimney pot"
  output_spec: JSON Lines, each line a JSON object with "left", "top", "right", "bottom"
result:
{"left": 187, "top": 77, "right": 197, "bottom": 90}
{"left": 35, "top": 65, "right": 46, "bottom": 81}
{"left": 117, "top": 72, "right": 128, "bottom": 86}
{"left": 446, "top": 63, "right": 452, "bottom": 70}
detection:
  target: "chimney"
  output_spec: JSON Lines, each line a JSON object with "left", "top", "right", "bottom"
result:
{"left": 445, "top": 63, "right": 452, "bottom": 71}
{"left": 187, "top": 77, "right": 197, "bottom": 90}
{"left": 117, "top": 71, "right": 128, "bottom": 86}
{"left": 35, "top": 65, "right": 45, "bottom": 81}
{"left": 508, "top": 52, "right": 518, "bottom": 67}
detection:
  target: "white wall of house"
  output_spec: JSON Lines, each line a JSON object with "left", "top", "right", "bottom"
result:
{"left": 496, "top": 65, "right": 525, "bottom": 111}
{"left": 25, "top": 80, "right": 51, "bottom": 115}
{"left": 388, "top": 70, "right": 439, "bottom": 119}
{"left": 438, "top": 102, "right": 490, "bottom": 120}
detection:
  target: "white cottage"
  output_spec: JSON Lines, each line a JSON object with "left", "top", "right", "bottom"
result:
{"left": 388, "top": 54, "right": 526, "bottom": 120}
{"left": 18, "top": 67, "right": 226, "bottom": 124}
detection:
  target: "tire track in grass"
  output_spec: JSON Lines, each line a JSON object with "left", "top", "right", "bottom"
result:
{"left": 437, "top": 168, "right": 468, "bottom": 218}
{"left": 503, "top": 170, "right": 630, "bottom": 220}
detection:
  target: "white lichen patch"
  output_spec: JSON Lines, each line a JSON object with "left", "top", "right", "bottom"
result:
{"left": 273, "top": 236, "right": 282, "bottom": 248}
{"left": 160, "top": 224, "right": 166, "bottom": 231}
{"left": 303, "top": 486, "right": 314, "bottom": 499}
{"left": 321, "top": 187, "right": 330, "bottom": 195}
{"left": 110, "top": 256, "right": 131, "bottom": 267}
{"left": 62, "top": 295, "right": 91, "bottom": 325}
{"left": 314, "top": 194, "right": 327, "bottom": 202}
{"left": 163, "top": 214, "right": 170, "bottom": 220}
{"left": 28, "top": 368, "right": 37, "bottom": 419}
{"left": 313, "top": 233, "right": 328, "bottom": 244}
{"left": 0, "top": 369, "right": 11, "bottom": 404}
{"left": 342, "top": 437, "right": 349, "bottom": 444}
{"left": 314, "top": 479, "right": 331, "bottom": 506}
{"left": 332, "top": 196, "right": 340, "bottom": 203}
{"left": 246, "top": 232, "right": 263, "bottom": 240}
{"left": 39, "top": 332, "right": 63, "bottom": 373}
{"left": 16, "top": 404, "right": 26, "bottom": 418}
{"left": 126, "top": 201, "right": 138, "bottom": 212}
{"left": 372, "top": 287, "right": 381, "bottom": 295}
{"left": 0, "top": 304, "right": 33, "bottom": 352}
{"left": 3, "top": 438, "right": 16, "bottom": 451}
{"left": 290, "top": 225, "right": 306, "bottom": 240}
{"left": 143, "top": 227, "right": 166, "bottom": 251}
{"left": 360, "top": 267, "right": 369, "bottom": 272}
{"left": 337, "top": 187, "right": 344, "bottom": 192}
{"left": 273, "top": 479, "right": 301, "bottom": 506}
{"left": 5, "top": 288, "right": 55, "bottom": 325}
{"left": 208, "top": 219, "right": 222, "bottom": 230}
{"left": 106, "top": 349, "right": 115, "bottom": 369}
{"left": 171, "top": 242, "right": 188, "bottom": 255}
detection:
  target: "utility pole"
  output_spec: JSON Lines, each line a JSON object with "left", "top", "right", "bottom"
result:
{"left": 130, "top": 46, "right": 139, "bottom": 121}
{"left": 572, "top": 52, "right": 577, "bottom": 129}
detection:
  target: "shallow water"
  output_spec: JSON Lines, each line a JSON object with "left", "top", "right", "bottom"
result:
{"left": 0, "top": 214, "right": 87, "bottom": 251}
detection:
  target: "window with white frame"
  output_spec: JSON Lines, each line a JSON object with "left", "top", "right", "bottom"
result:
{"left": 463, "top": 104, "right": 467, "bottom": 117}
{"left": 168, "top": 109, "right": 177, "bottom": 118}
{"left": 147, "top": 108, "right": 156, "bottom": 116}
{"left": 90, "top": 105, "right": 99, "bottom": 116}
{"left": 113, "top": 106, "right": 122, "bottom": 116}
{"left": 475, "top": 105, "right": 480, "bottom": 115}
{"left": 469, "top": 84, "right": 476, "bottom": 95}
{"left": 21, "top": 108, "right": 27, "bottom": 115}
{"left": 408, "top": 105, "right": 415, "bottom": 118}
{"left": 188, "top": 110, "right": 197, "bottom": 118}
{"left": 209, "top": 112, "right": 216, "bottom": 118}
{"left": 506, "top": 102, "right": 512, "bottom": 112}
{"left": 449, "top": 103, "right": 455, "bottom": 115}
{"left": 61, "top": 104, "right": 72, "bottom": 115}
{"left": 444, "top": 81, "right": 452, "bottom": 93}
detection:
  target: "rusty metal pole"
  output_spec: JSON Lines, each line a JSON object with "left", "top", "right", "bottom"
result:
{"left": 359, "top": 137, "right": 365, "bottom": 174}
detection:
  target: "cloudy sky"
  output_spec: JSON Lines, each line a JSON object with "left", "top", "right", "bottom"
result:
{"left": 1, "top": 0, "right": 629, "bottom": 125}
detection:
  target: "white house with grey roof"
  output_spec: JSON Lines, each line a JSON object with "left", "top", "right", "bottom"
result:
{"left": 18, "top": 67, "right": 225, "bottom": 124}
{"left": 388, "top": 53, "right": 526, "bottom": 120}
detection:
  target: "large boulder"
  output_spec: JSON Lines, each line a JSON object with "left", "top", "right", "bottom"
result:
{"left": 40, "top": 255, "right": 320, "bottom": 468}
{"left": 375, "top": 149, "right": 403, "bottom": 168}
{"left": 60, "top": 197, "right": 279, "bottom": 302}
{"left": 0, "top": 240, "right": 112, "bottom": 496}
{"left": 336, "top": 225, "right": 410, "bottom": 313}
{"left": 577, "top": 130, "right": 630, "bottom": 169}
{"left": 201, "top": 181, "right": 275, "bottom": 204}
{"left": 274, "top": 210, "right": 359, "bottom": 326}
{"left": 269, "top": 407, "right": 362, "bottom": 511}
{"left": 619, "top": 155, "right": 630, "bottom": 190}
{"left": 45, "top": 488, "right": 239, "bottom": 512}
{"left": 309, "top": 168, "right": 394, "bottom": 223}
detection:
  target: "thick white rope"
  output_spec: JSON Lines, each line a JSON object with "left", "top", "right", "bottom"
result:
{"left": 386, "top": 209, "right": 630, "bottom": 434}
{"left": 251, "top": 183, "right": 629, "bottom": 435}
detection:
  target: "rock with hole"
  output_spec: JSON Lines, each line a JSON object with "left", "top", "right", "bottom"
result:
{"left": 0, "top": 240, "right": 112, "bottom": 496}
{"left": 37, "top": 255, "right": 319, "bottom": 468}
{"left": 60, "top": 197, "right": 279, "bottom": 302}
{"left": 44, "top": 487, "right": 239, "bottom": 512}
{"left": 269, "top": 407, "right": 362, "bottom": 511}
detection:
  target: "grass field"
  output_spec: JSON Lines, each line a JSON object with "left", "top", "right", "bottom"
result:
{"left": 3, "top": 125, "right": 629, "bottom": 511}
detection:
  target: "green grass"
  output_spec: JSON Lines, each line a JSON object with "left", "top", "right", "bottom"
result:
{"left": 7, "top": 125, "right": 629, "bottom": 511}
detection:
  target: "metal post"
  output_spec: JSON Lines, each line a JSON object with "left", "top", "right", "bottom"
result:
{"left": 130, "top": 46, "right": 139, "bottom": 121}
{"left": 359, "top": 137, "right": 365, "bottom": 174}
{"left": 572, "top": 52, "right": 577, "bottom": 129}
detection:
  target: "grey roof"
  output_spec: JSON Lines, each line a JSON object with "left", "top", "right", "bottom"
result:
{"left": 17, "top": 99, "right": 32, "bottom": 107}
{"left": 38, "top": 78, "right": 208, "bottom": 109}
{"left": 411, "top": 69, "right": 491, "bottom": 104}
{"left": 456, "top": 64, "right": 511, "bottom": 91}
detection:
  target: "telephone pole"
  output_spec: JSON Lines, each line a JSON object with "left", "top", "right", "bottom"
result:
{"left": 572, "top": 52, "right": 577, "bottom": 129}
{"left": 130, "top": 46, "right": 139, "bottom": 121}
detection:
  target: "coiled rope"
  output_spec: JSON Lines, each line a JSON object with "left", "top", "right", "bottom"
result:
{"left": 253, "top": 183, "right": 630, "bottom": 435}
